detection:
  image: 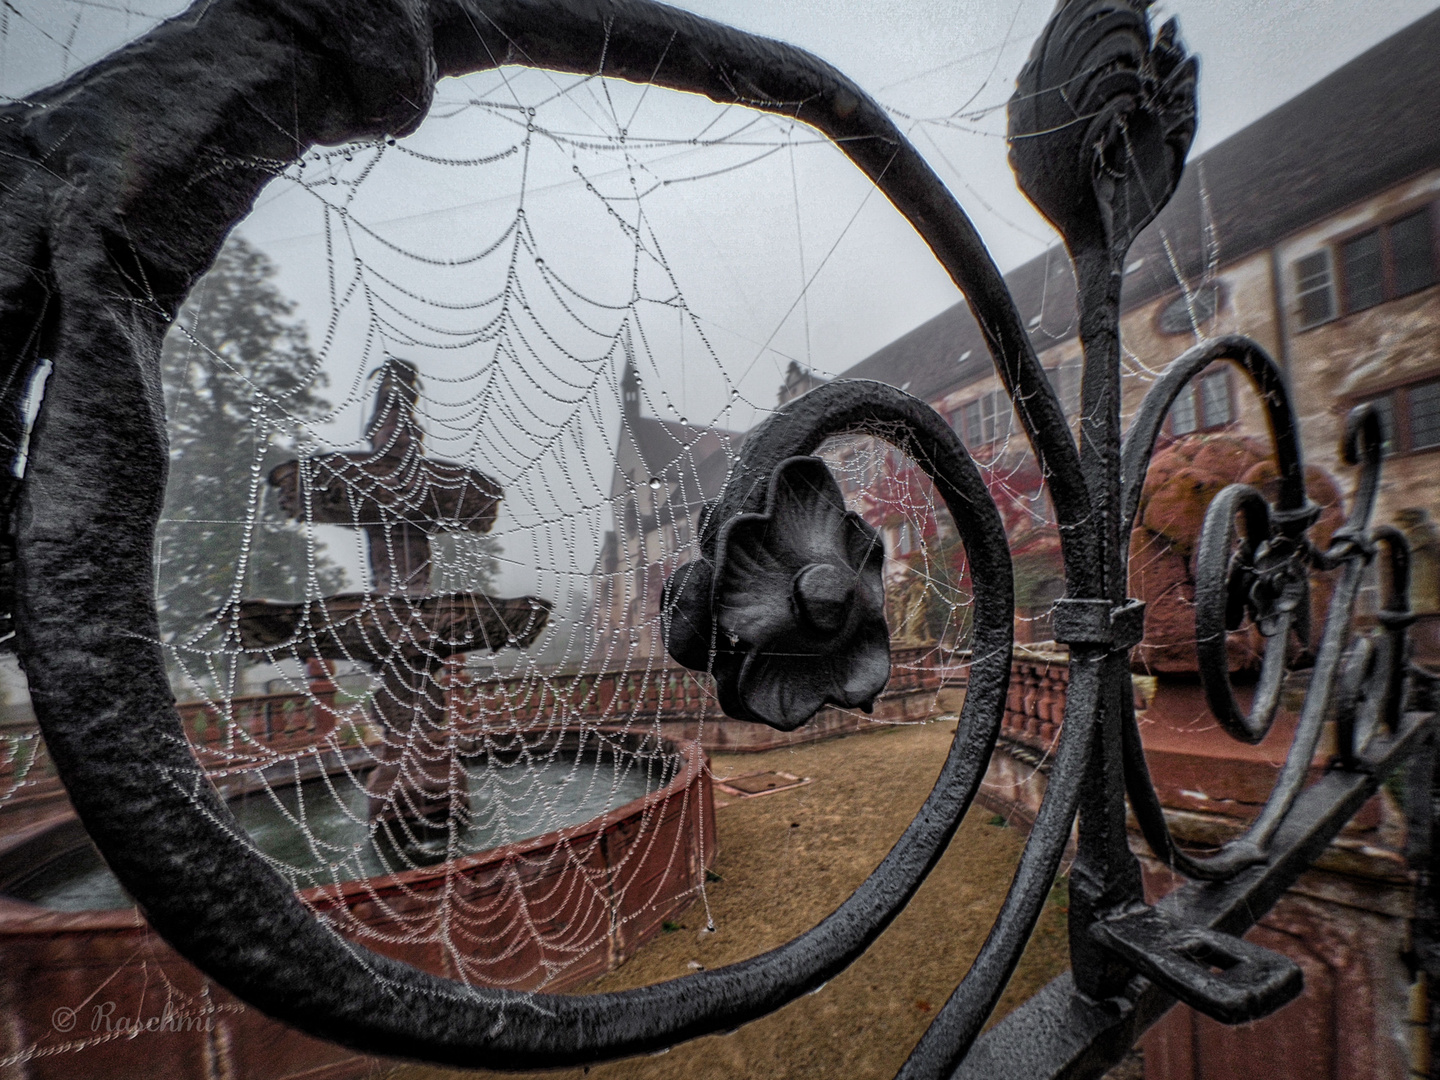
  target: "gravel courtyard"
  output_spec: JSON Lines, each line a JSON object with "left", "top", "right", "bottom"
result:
{"left": 388, "top": 719, "right": 1072, "bottom": 1080}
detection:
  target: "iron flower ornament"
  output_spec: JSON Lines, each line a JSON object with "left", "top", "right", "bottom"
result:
{"left": 663, "top": 456, "right": 888, "bottom": 731}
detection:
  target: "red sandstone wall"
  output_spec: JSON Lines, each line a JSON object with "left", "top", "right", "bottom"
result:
{"left": 1139, "top": 864, "right": 1414, "bottom": 1080}
{"left": 448, "top": 646, "right": 966, "bottom": 754}
{"left": 971, "top": 654, "right": 1421, "bottom": 1080}
{"left": 0, "top": 743, "right": 715, "bottom": 1080}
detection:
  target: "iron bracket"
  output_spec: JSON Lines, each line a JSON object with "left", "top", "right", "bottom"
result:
{"left": 1089, "top": 906, "right": 1302, "bottom": 1025}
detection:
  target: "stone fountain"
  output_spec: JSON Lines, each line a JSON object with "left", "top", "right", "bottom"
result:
{"left": 236, "top": 359, "right": 550, "bottom": 839}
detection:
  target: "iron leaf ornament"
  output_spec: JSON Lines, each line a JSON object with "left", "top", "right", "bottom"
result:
{"left": 663, "top": 455, "right": 888, "bottom": 730}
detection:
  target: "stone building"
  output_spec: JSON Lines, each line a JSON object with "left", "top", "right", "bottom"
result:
{"left": 776, "top": 359, "right": 827, "bottom": 406}
{"left": 835, "top": 7, "right": 1440, "bottom": 658}
{"left": 827, "top": 13, "right": 1440, "bottom": 1078}
{"left": 589, "top": 361, "right": 740, "bottom": 664}
{"left": 591, "top": 7, "right": 1440, "bottom": 673}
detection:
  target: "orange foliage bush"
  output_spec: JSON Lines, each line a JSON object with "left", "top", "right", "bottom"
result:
{"left": 1128, "top": 434, "right": 1343, "bottom": 675}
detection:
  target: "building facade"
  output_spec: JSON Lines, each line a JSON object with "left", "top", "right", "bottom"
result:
{"left": 823, "top": 16, "right": 1440, "bottom": 1078}
{"left": 589, "top": 362, "right": 740, "bottom": 665}
{"left": 590, "top": 11, "right": 1440, "bottom": 671}
{"left": 834, "top": 10, "right": 1440, "bottom": 652}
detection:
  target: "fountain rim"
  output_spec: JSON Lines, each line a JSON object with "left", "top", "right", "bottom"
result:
{"left": 0, "top": 730, "right": 709, "bottom": 932}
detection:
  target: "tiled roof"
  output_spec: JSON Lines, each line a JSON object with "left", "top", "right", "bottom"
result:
{"left": 838, "top": 6, "right": 1440, "bottom": 401}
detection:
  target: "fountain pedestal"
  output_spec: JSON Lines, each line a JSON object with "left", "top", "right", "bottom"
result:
{"left": 236, "top": 360, "right": 549, "bottom": 837}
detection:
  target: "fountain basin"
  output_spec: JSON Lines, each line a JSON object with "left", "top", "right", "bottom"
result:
{"left": 0, "top": 731, "right": 715, "bottom": 1080}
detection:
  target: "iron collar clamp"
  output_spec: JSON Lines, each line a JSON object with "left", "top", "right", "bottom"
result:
{"left": 1270, "top": 500, "right": 1323, "bottom": 537}
{"left": 1378, "top": 608, "right": 1417, "bottom": 630}
{"left": 1052, "top": 597, "right": 1146, "bottom": 652}
{"left": 1318, "top": 526, "right": 1378, "bottom": 571}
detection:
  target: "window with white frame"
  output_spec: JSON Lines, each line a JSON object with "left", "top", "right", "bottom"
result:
{"left": 957, "top": 388, "right": 1014, "bottom": 446}
{"left": 1157, "top": 282, "right": 1223, "bottom": 336}
{"left": 1295, "top": 203, "right": 1438, "bottom": 330}
{"left": 1294, "top": 249, "right": 1337, "bottom": 329}
{"left": 1045, "top": 357, "right": 1082, "bottom": 417}
{"left": 1340, "top": 207, "right": 1438, "bottom": 314}
{"left": 1170, "top": 368, "right": 1234, "bottom": 435}
{"left": 896, "top": 520, "right": 917, "bottom": 555}
{"left": 1361, "top": 377, "right": 1440, "bottom": 455}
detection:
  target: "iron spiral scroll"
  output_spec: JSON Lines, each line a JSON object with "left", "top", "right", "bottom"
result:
{"left": 0, "top": 1, "right": 1434, "bottom": 1079}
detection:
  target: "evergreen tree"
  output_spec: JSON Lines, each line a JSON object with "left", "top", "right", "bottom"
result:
{"left": 157, "top": 237, "right": 346, "bottom": 649}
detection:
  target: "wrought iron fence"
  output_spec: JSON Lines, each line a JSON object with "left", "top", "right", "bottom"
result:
{"left": 0, "top": 0, "right": 1435, "bottom": 1077}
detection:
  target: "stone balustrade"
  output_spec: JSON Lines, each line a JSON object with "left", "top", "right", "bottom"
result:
{"left": 1000, "top": 650, "right": 1070, "bottom": 750}
{"left": 175, "top": 690, "right": 342, "bottom": 752}
{"left": 2, "top": 643, "right": 976, "bottom": 837}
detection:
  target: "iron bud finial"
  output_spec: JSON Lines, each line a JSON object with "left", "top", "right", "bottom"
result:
{"left": 793, "top": 562, "right": 855, "bottom": 635}
{"left": 1007, "top": 0, "right": 1197, "bottom": 256}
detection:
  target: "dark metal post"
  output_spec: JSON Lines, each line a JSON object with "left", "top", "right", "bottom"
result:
{"left": 1409, "top": 676, "right": 1440, "bottom": 1078}
{"left": 1065, "top": 241, "right": 1148, "bottom": 1002}
{"left": 1004, "top": 0, "right": 1197, "bottom": 1007}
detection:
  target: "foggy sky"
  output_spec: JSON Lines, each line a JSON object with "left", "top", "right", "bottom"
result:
{"left": 6, "top": 0, "right": 1438, "bottom": 611}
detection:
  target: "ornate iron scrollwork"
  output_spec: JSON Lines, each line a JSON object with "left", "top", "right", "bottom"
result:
{"left": 0, "top": 0, "right": 1434, "bottom": 1077}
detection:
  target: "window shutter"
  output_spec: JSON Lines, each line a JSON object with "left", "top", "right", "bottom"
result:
{"left": 1341, "top": 230, "right": 1385, "bottom": 312}
{"left": 1410, "top": 381, "right": 1440, "bottom": 451}
{"left": 1391, "top": 209, "right": 1438, "bottom": 298}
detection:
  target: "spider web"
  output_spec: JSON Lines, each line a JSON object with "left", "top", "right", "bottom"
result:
{"left": 0, "top": 35, "right": 990, "bottom": 1007}
{"left": 0, "top": 0, "right": 1268, "bottom": 1069}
